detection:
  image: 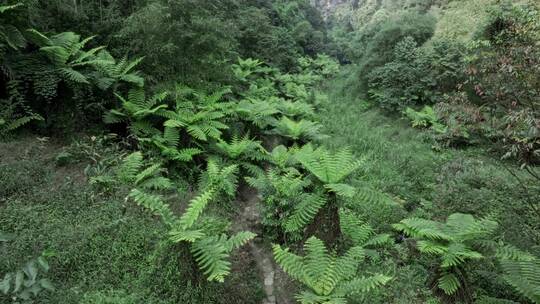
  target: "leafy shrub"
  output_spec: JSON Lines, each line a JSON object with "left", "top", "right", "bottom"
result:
{"left": 367, "top": 37, "right": 435, "bottom": 110}
{"left": 433, "top": 93, "right": 485, "bottom": 146}
{"left": 355, "top": 11, "right": 437, "bottom": 90}
{"left": 404, "top": 106, "right": 446, "bottom": 133}
{"left": 298, "top": 54, "right": 340, "bottom": 79}
{"left": 0, "top": 253, "right": 55, "bottom": 303}
{"left": 463, "top": 1, "right": 540, "bottom": 165}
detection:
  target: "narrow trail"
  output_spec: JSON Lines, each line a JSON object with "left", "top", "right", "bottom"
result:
{"left": 236, "top": 187, "right": 294, "bottom": 304}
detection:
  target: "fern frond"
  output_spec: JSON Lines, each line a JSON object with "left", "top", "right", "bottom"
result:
{"left": 224, "top": 231, "right": 256, "bottom": 251}
{"left": 416, "top": 240, "right": 448, "bottom": 255}
{"left": 59, "top": 67, "right": 89, "bottom": 84}
{"left": 3, "top": 114, "right": 43, "bottom": 132}
{"left": 168, "top": 228, "right": 206, "bottom": 243}
{"left": 303, "top": 236, "right": 335, "bottom": 294}
{"left": 0, "top": 3, "right": 24, "bottom": 13}
{"left": 296, "top": 144, "right": 363, "bottom": 184}
{"left": 438, "top": 273, "right": 461, "bottom": 295}
{"left": 285, "top": 193, "right": 326, "bottom": 232}
{"left": 1, "top": 24, "right": 25, "bottom": 50}
{"left": 103, "top": 109, "right": 127, "bottom": 124}
{"left": 325, "top": 183, "right": 356, "bottom": 198}
{"left": 496, "top": 245, "right": 536, "bottom": 261}
{"left": 356, "top": 186, "right": 396, "bottom": 206}
{"left": 187, "top": 125, "right": 208, "bottom": 141}
{"left": 273, "top": 117, "right": 323, "bottom": 141}
{"left": 128, "top": 188, "right": 175, "bottom": 227}
{"left": 191, "top": 236, "right": 231, "bottom": 282}
{"left": 139, "top": 176, "right": 172, "bottom": 191}
{"left": 339, "top": 209, "right": 374, "bottom": 245}
{"left": 335, "top": 246, "right": 365, "bottom": 280}
{"left": 499, "top": 258, "right": 540, "bottom": 303}
{"left": 118, "top": 152, "right": 144, "bottom": 183}
{"left": 272, "top": 244, "right": 305, "bottom": 281}
{"left": 178, "top": 189, "right": 215, "bottom": 230}
{"left": 181, "top": 148, "right": 204, "bottom": 161}
{"left": 393, "top": 218, "right": 449, "bottom": 240}
{"left": 337, "top": 274, "right": 392, "bottom": 295}
{"left": 163, "top": 126, "right": 180, "bottom": 147}
{"left": 134, "top": 163, "right": 163, "bottom": 185}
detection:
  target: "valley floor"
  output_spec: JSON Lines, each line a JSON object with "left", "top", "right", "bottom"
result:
{"left": 1, "top": 73, "right": 538, "bottom": 303}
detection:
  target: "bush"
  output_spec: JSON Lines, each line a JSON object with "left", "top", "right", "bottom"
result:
{"left": 367, "top": 37, "right": 435, "bottom": 110}
{"left": 355, "top": 11, "right": 436, "bottom": 89}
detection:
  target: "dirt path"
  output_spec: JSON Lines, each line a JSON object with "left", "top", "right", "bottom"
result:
{"left": 237, "top": 187, "right": 294, "bottom": 304}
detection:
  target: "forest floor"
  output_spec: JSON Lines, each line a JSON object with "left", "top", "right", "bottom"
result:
{"left": 1, "top": 72, "right": 539, "bottom": 303}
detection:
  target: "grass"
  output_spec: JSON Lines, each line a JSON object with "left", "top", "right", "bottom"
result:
{"left": 320, "top": 69, "right": 539, "bottom": 250}
{"left": 0, "top": 136, "right": 263, "bottom": 304}
{"left": 317, "top": 69, "right": 540, "bottom": 303}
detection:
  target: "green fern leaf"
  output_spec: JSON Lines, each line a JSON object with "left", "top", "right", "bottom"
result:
{"left": 224, "top": 231, "right": 256, "bottom": 251}
{"left": 128, "top": 188, "right": 175, "bottom": 227}
{"left": 325, "top": 183, "right": 356, "bottom": 198}
{"left": 338, "top": 274, "right": 392, "bottom": 295}
{"left": 438, "top": 273, "right": 460, "bottom": 295}
{"left": 169, "top": 228, "right": 206, "bottom": 243}
{"left": 178, "top": 189, "right": 215, "bottom": 230}
{"left": 118, "top": 152, "right": 144, "bottom": 183}
{"left": 191, "top": 236, "right": 231, "bottom": 282}
{"left": 285, "top": 193, "right": 326, "bottom": 232}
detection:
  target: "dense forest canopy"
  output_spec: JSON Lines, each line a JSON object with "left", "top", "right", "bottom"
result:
{"left": 1, "top": 0, "right": 539, "bottom": 303}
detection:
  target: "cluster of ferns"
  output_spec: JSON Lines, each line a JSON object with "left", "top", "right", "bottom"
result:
{"left": 107, "top": 58, "right": 539, "bottom": 303}
{"left": 2, "top": 3, "right": 538, "bottom": 302}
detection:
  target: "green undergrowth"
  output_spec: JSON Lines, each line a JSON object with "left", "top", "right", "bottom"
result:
{"left": 322, "top": 69, "right": 540, "bottom": 253}
{"left": 317, "top": 70, "right": 540, "bottom": 303}
{"left": 0, "top": 137, "right": 263, "bottom": 304}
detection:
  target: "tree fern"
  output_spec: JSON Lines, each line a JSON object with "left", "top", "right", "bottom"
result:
{"left": 273, "top": 116, "right": 324, "bottom": 142}
{"left": 496, "top": 245, "right": 540, "bottom": 303}
{"left": 214, "top": 134, "right": 266, "bottom": 160}
{"left": 295, "top": 144, "right": 363, "bottom": 185}
{"left": 267, "top": 145, "right": 298, "bottom": 169}
{"left": 393, "top": 213, "right": 498, "bottom": 295}
{"left": 237, "top": 97, "right": 280, "bottom": 129}
{"left": 278, "top": 100, "right": 315, "bottom": 119}
{"left": 0, "top": 2, "right": 26, "bottom": 51}
{"left": 27, "top": 30, "right": 102, "bottom": 84}
{"left": 26, "top": 29, "right": 142, "bottom": 89}
{"left": 119, "top": 154, "right": 254, "bottom": 283}
{"left": 104, "top": 88, "right": 168, "bottom": 138}
{"left": 105, "top": 88, "right": 168, "bottom": 123}
{"left": 284, "top": 193, "right": 327, "bottom": 232}
{"left": 91, "top": 51, "right": 144, "bottom": 89}
{"left": 246, "top": 166, "right": 314, "bottom": 236}
{"left": 273, "top": 236, "right": 391, "bottom": 303}
{"left": 212, "top": 134, "right": 268, "bottom": 176}
{"left": 159, "top": 85, "right": 236, "bottom": 142}
{"left": 232, "top": 57, "right": 266, "bottom": 81}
